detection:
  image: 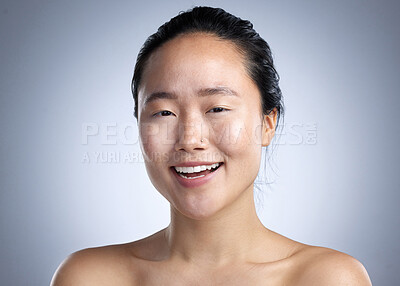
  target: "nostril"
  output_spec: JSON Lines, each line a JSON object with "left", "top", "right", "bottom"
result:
{"left": 174, "top": 135, "right": 208, "bottom": 152}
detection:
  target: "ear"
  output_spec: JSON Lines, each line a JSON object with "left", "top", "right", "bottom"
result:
{"left": 261, "top": 108, "right": 278, "bottom": 147}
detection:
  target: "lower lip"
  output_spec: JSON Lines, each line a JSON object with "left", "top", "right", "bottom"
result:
{"left": 171, "top": 165, "right": 222, "bottom": 188}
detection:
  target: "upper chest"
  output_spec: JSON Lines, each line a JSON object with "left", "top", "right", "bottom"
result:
{"left": 134, "top": 259, "right": 297, "bottom": 286}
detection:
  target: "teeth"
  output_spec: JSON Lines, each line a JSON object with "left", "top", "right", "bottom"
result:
{"left": 179, "top": 174, "right": 206, "bottom": 179}
{"left": 174, "top": 163, "right": 221, "bottom": 174}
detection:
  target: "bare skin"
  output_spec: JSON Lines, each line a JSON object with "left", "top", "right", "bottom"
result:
{"left": 51, "top": 230, "right": 371, "bottom": 285}
{"left": 51, "top": 33, "right": 372, "bottom": 285}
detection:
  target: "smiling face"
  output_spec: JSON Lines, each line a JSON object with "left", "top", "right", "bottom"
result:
{"left": 137, "top": 33, "right": 276, "bottom": 219}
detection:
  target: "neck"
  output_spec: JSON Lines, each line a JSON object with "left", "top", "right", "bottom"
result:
{"left": 164, "top": 186, "right": 269, "bottom": 266}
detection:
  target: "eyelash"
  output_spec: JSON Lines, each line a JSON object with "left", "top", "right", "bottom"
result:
{"left": 152, "top": 107, "right": 229, "bottom": 117}
{"left": 208, "top": 107, "right": 228, "bottom": 113}
{"left": 153, "top": 110, "right": 173, "bottom": 117}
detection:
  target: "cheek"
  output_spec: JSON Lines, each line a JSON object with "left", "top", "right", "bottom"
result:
{"left": 139, "top": 122, "right": 175, "bottom": 162}
{"left": 212, "top": 115, "right": 262, "bottom": 155}
{"left": 212, "top": 114, "right": 263, "bottom": 181}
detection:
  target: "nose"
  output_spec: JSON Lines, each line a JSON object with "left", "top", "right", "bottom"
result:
{"left": 174, "top": 118, "right": 208, "bottom": 153}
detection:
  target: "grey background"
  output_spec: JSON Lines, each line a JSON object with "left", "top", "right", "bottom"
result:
{"left": 1, "top": 0, "right": 399, "bottom": 285}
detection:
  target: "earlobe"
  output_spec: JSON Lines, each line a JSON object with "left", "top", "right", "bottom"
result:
{"left": 261, "top": 108, "right": 278, "bottom": 147}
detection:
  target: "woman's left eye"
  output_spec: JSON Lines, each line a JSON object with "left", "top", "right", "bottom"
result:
{"left": 208, "top": 107, "right": 227, "bottom": 113}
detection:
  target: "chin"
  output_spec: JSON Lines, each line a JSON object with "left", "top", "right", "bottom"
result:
{"left": 171, "top": 196, "right": 225, "bottom": 221}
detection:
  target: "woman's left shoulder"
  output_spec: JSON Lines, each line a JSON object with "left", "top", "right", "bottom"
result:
{"left": 290, "top": 244, "right": 372, "bottom": 286}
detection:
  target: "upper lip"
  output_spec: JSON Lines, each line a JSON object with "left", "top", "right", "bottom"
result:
{"left": 173, "top": 161, "right": 222, "bottom": 167}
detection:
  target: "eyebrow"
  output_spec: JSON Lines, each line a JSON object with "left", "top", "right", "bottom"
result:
{"left": 143, "top": 86, "right": 239, "bottom": 106}
{"left": 143, "top": 92, "right": 177, "bottom": 106}
{"left": 197, "top": 87, "right": 239, "bottom": 97}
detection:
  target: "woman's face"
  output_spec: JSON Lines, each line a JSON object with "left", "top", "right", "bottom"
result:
{"left": 137, "top": 33, "right": 276, "bottom": 219}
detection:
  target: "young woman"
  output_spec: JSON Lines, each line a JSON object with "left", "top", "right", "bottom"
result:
{"left": 52, "top": 7, "right": 372, "bottom": 285}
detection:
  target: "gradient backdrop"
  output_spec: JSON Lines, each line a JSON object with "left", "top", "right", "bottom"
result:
{"left": 1, "top": 0, "right": 399, "bottom": 285}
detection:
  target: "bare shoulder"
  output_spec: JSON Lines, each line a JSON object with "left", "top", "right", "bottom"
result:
{"left": 50, "top": 244, "right": 140, "bottom": 286}
{"left": 51, "top": 229, "right": 167, "bottom": 285}
{"left": 291, "top": 245, "right": 372, "bottom": 286}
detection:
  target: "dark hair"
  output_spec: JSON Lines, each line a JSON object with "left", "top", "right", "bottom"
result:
{"left": 131, "top": 6, "right": 284, "bottom": 129}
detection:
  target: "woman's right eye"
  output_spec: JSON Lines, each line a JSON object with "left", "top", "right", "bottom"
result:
{"left": 153, "top": 110, "right": 173, "bottom": 117}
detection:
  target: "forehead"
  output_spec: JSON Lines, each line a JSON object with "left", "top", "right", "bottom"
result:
{"left": 138, "top": 33, "right": 253, "bottom": 100}
{"left": 149, "top": 33, "right": 245, "bottom": 69}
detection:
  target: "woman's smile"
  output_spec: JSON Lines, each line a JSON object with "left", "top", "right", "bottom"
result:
{"left": 171, "top": 161, "right": 224, "bottom": 188}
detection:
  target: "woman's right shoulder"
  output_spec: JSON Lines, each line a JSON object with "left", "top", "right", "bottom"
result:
{"left": 50, "top": 244, "right": 142, "bottom": 286}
